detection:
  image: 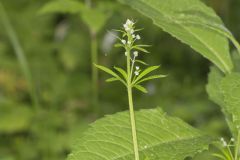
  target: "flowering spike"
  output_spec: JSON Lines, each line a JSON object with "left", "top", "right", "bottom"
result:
{"left": 95, "top": 19, "right": 166, "bottom": 160}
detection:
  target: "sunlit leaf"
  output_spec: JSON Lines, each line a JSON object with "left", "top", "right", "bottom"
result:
{"left": 114, "top": 66, "right": 128, "bottom": 81}
{"left": 95, "top": 64, "right": 126, "bottom": 86}
{"left": 133, "top": 65, "right": 160, "bottom": 84}
{"left": 132, "top": 46, "right": 150, "bottom": 53}
{"left": 114, "top": 43, "right": 124, "bottom": 48}
{"left": 118, "top": 0, "right": 234, "bottom": 73}
{"left": 207, "top": 67, "right": 240, "bottom": 137}
{"left": 135, "top": 60, "right": 149, "bottom": 66}
{"left": 134, "top": 84, "right": 148, "bottom": 93}
{"left": 106, "top": 77, "right": 119, "bottom": 83}
{"left": 135, "top": 74, "right": 166, "bottom": 85}
{"left": 67, "top": 108, "right": 212, "bottom": 160}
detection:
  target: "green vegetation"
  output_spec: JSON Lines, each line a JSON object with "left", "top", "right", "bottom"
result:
{"left": 0, "top": 0, "right": 240, "bottom": 160}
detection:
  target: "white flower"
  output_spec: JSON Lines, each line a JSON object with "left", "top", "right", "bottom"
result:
{"left": 132, "top": 34, "right": 136, "bottom": 38}
{"left": 136, "top": 35, "right": 141, "bottom": 40}
{"left": 124, "top": 19, "right": 134, "bottom": 32}
{"left": 134, "top": 71, "right": 139, "bottom": 76}
{"left": 125, "top": 52, "right": 128, "bottom": 56}
{"left": 126, "top": 19, "right": 134, "bottom": 25}
{"left": 127, "top": 41, "right": 131, "bottom": 45}
{"left": 125, "top": 27, "right": 130, "bottom": 31}
{"left": 133, "top": 51, "right": 138, "bottom": 57}
{"left": 123, "top": 23, "right": 130, "bottom": 31}
{"left": 121, "top": 39, "right": 126, "bottom": 44}
{"left": 136, "top": 66, "right": 140, "bottom": 70}
{"left": 130, "top": 29, "right": 134, "bottom": 34}
{"left": 231, "top": 138, "right": 235, "bottom": 142}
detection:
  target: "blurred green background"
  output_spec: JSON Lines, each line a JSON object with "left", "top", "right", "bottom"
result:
{"left": 0, "top": 0, "right": 239, "bottom": 160}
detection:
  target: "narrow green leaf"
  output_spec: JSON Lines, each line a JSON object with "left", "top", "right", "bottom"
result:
{"left": 135, "top": 44, "right": 152, "bottom": 47}
{"left": 133, "top": 65, "right": 160, "bottom": 84}
{"left": 136, "top": 75, "right": 166, "bottom": 85}
{"left": 95, "top": 64, "right": 118, "bottom": 77}
{"left": 134, "top": 28, "right": 144, "bottom": 32}
{"left": 0, "top": 2, "right": 38, "bottom": 108}
{"left": 114, "top": 43, "right": 124, "bottom": 48}
{"left": 118, "top": 0, "right": 233, "bottom": 73}
{"left": 132, "top": 46, "right": 150, "bottom": 53}
{"left": 113, "top": 29, "right": 125, "bottom": 33}
{"left": 134, "top": 84, "right": 148, "bottom": 93}
{"left": 114, "top": 66, "right": 128, "bottom": 81}
{"left": 106, "top": 77, "right": 118, "bottom": 83}
{"left": 212, "top": 153, "right": 227, "bottom": 160}
{"left": 135, "top": 60, "right": 149, "bottom": 66}
{"left": 95, "top": 64, "right": 126, "bottom": 86}
{"left": 68, "top": 108, "right": 213, "bottom": 160}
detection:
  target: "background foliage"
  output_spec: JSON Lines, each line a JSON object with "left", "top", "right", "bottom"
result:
{"left": 0, "top": 0, "right": 239, "bottom": 160}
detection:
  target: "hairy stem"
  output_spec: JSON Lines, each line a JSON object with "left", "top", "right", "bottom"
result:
{"left": 0, "top": 2, "right": 38, "bottom": 110}
{"left": 127, "top": 49, "right": 139, "bottom": 160}
{"left": 90, "top": 31, "right": 99, "bottom": 113}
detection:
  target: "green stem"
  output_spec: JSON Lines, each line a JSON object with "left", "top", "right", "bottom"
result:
{"left": 234, "top": 131, "right": 240, "bottom": 160}
{"left": 227, "top": 146, "right": 234, "bottom": 160}
{"left": 0, "top": 2, "right": 38, "bottom": 110}
{"left": 127, "top": 49, "right": 139, "bottom": 160}
{"left": 91, "top": 31, "right": 99, "bottom": 113}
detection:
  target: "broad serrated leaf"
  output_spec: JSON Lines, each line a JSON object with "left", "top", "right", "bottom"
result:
{"left": 136, "top": 75, "right": 166, "bottom": 85}
{"left": 134, "top": 84, "right": 148, "bottom": 93}
{"left": 39, "top": 0, "right": 84, "bottom": 14}
{"left": 206, "top": 67, "right": 224, "bottom": 106}
{"left": 221, "top": 73, "right": 240, "bottom": 128}
{"left": 206, "top": 67, "right": 236, "bottom": 136}
{"left": 133, "top": 65, "right": 160, "bottom": 84}
{"left": 67, "top": 108, "right": 212, "bottom": 160}
{"left": 118, "top": 0, "right": 233, "bottom": 73}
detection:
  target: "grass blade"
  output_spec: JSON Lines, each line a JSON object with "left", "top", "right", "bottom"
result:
{"left": 0, "top": 2, "right": 38, "bottom": 109}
